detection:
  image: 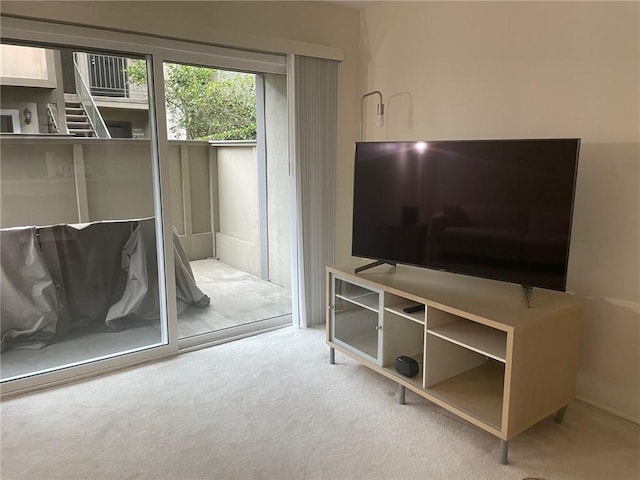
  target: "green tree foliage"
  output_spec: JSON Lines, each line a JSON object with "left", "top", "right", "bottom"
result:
{"left": 127, "top": 61, "right": 256, "bottom": 140}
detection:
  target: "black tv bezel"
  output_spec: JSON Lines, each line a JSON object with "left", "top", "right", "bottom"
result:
{"left": 351, "top": 138, "right": 581, "bottom": 292}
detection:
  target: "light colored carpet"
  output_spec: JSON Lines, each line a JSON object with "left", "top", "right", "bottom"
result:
{"left": 1, "top": 326, "right": 638, "bottom": 480}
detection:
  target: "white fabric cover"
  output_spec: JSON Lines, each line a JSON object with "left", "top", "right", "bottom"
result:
{"left": 1, "top": 227, "right": 58, "bottom": 349}
{"left": 1, "top": 219, "right": 209, "bottom": 350}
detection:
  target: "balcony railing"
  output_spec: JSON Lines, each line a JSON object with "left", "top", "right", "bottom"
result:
{"left": 88, "top": 54, "right": 128, "bottom": 98}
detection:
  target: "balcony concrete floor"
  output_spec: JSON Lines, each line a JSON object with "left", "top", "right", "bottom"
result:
{"left": 1, "top": 259, "right": 292, "bottom": 381}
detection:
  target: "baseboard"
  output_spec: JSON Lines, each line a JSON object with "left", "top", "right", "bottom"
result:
{"left": 576, "top": 395, "right": 640, "bottom": 425}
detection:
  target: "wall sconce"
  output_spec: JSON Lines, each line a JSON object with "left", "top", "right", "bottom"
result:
{"left": 360, "top": 90, "right": 385, "bottom": 141}
{"left": 23, "top": 107, "right": 32, "bottom": 125}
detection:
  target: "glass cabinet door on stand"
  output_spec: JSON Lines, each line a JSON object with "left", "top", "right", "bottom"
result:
{"left": 329, "top": 275, "right": 382, "bottom": 364}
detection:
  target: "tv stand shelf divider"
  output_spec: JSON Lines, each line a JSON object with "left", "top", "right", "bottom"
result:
{"left": 326, "top": 264, "right": 582, "bottom": 464}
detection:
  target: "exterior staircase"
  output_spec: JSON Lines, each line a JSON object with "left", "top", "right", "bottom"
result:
{"left": 64, "top": 100, "right": 97, "bottom": 137}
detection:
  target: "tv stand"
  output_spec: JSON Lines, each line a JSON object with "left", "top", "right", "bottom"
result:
{"left": 354, "top": 260, "right": 396, "bottom": 274}
{"left": 326, "top": 264, "right": 582, "bottom": 464}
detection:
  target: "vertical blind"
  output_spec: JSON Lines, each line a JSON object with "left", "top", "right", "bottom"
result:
{"left": 290, "top": 55, "right": 338, "bottom": 327}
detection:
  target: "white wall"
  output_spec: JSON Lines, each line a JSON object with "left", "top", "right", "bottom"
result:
{"left": 216, "top": 146, "right": 260, "bottom": 276}
{"left": 0, "top": 44, "right": 54, "bottom": 85}
{"left": 167, "top": 142, "right": 215, "bottom": 260}
{"left": 357, "top": 1, "right": 639, "bottom": 422}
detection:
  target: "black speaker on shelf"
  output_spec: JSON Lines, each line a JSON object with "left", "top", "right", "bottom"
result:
{"left": 395, "top": 355, "right": 419, "bottom": 378}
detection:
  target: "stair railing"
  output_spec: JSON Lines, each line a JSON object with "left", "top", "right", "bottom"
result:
{"left": 72, "top": 53, "right": 112, "bottom": 139}
{"left": 45, "top": 104, "right": 59, "bottom": 134}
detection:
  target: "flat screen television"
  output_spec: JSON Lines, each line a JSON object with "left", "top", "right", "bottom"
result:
{"left": 352, "top": 139, "right": 580, "bottom": 291}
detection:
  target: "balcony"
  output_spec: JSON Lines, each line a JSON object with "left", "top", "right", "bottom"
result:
{"left": 0, "top": 137, "right": 292, "bottom": 379}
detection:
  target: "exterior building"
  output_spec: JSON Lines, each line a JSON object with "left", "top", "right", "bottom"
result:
{"left": 0, "top": 44, "right": 149, "bottom": 138}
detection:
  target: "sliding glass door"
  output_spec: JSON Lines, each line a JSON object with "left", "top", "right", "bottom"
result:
{"left": 0, "top": 42, "right": 170, "bottom": 383}
{"left": 159, "top": 61, "right": 293, "bottom": 347}
{"left": 0, "top": 17, "right": 292, "bottom": 393}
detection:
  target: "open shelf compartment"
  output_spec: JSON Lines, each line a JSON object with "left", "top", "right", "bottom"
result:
{"left": 426, "top": 308, "right": 507, "bottom": 362}
{"left": 384, "top": 292, "right": 425, "bottom": 325}
{"left": 428, "top": 319, "right": 507, "bottom": 362}
{"left": 382, "top": 352, "right": 424, "bottom": 390}
{"left": 425, "top": 333, "right": 505, "bottom": 429}
{"left": 426, "top": 360, "right": 504, "bottom": 430}
{"left": 382, "top": 303, "right": 425, "bottom": 389}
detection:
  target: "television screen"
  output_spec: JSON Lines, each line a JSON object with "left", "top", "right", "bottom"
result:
{"left": 352, "top": 139, "right": 580, "bottom": 291}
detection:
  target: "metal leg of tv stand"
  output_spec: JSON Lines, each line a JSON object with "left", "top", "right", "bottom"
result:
{"left": 554, "top": 405, "right": 568, "bottom": 423}
{"left": 329, "top": 347, "right": 335, "bottom": 365}
{"left": 500, "top": 408, "right": 575, "bottom": 461}
{"left": 398, "top": 384, "right": 406, "bottom": 405}
{"left": 499, "top": 439, "right": 508, "bottom": 465}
